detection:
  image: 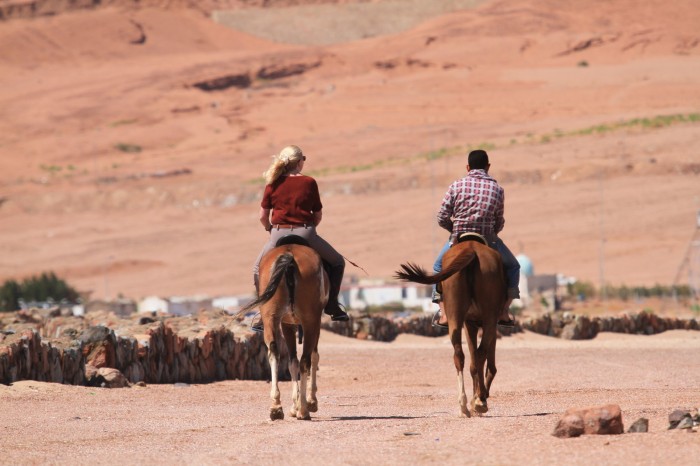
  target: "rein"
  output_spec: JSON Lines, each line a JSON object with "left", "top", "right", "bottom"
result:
{"left": 343, "top": 254, "right": 369, "bottom": 276}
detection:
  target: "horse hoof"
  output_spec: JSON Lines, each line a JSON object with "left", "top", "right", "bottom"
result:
{"left": 297, "top": 412, "right": 311, "bottom": 421}
{"left": 307, "top": 400, "right": 318, "bottom": 413}
{"left": 473, "top": 403, "right": 488, "bottom": 415}
{"left": 270, "top": 407, "right": 285, "bottom": 421}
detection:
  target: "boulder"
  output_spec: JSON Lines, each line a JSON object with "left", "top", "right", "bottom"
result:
{"left": 627, "top": 418, "right": 649, "bottom": 433}
{"left": 553, "top": 404, "right": 624, "bottom": 438}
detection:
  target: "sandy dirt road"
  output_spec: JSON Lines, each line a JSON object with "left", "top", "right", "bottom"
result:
{"left": 2, "top": 329, "right": 699, "bottom": 465}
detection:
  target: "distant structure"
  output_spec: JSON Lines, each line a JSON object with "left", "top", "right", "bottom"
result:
{"left": 516, "top": 253, "right": 534, "bottom": 277}
{"left": 85, "top": 298, "right": 136, "bottom": 317}
{"left": 340, "top": 278, "right": 434, "bottom": 312}
{"left": 515, "top": 253, "right": 533, "bottom": 308}
{"left": 513, "top": 253, "right": 563, "bottom": 311}
{"left": 673, "top": 209, "right": 700, "bottom": 300}
{"left": 137, "top": 295, "right": 213, "bottom": 316}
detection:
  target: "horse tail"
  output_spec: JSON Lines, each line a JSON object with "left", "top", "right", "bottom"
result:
{"left": 242, "top": 253, "right": 297, "bottom": 313}
{"left": 394, "top": 251, "right": 477, "bottom": 285}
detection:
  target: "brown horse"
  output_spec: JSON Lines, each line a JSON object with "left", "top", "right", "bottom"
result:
{"left": 242, "top": 240, "right": 328, "bottom": 421}
{"left": 395, "top": 239, "right": 507, "bottom": 417}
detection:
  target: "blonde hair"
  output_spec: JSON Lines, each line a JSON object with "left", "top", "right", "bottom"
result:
{"left": 263, "top": 145, "right": 304, "bottom": 184}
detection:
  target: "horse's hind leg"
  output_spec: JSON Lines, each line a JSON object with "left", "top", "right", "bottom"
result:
{"left": 450, "top": 327, "right": 470, "bottom": 418}
{"left": 296, "top": 323, "right": 320, "bottom": 420}
{"left": 466, "top": 322, "right": 488, "bottom": 415}
{"left": 484, "top": 332, "right": 497, "bottom": 399}
{"left": 266, "top": 334, "right": 285, "bottom": 421}
{"left": 281, "top": 324, "right": 300, "bottom": 418}
{"left": 307, "top": 336, "right": 321, "bottom": 413}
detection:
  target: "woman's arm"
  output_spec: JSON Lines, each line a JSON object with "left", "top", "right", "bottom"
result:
{"left": 312, "top": 210, "right": 322, "bottom": 227}
{"left": 259, "top": 207, "right": 272, "bottom": 231}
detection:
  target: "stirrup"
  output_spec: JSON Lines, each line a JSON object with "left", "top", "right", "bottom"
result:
{"left": 497, "top": 318, "right": 516, "bottom": 329}
{"left": 325, "top": 303, "right": 350, "bottom": 322}
{"left": 431, "top": 310, "right": 448, "bottom": 330}
{"left": 251, "top": 313, "right": 264, "bottom": 333}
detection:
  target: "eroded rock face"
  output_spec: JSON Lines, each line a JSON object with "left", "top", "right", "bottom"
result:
{"left": 553, "top": 404, "right": 624, "bottom": 438}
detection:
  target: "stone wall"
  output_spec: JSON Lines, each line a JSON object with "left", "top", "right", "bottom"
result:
{"left": 321, "top": 311, "right": 699, "bottom": 341}
{"left": 0, "top": 309, "right": 274, "bottom": 385}
{"left": 2, "top": 308, "right": 698, "bottom": 385}
{"left": 520, "top": 312, "right": 699, "bottom": 340}
{"left": 322, "top": 314, "right": 448, "bottom": 341}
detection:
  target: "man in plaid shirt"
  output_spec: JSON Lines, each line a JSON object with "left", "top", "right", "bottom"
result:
{"left": 432, "top": 149, "right": 520, "bottom": 328}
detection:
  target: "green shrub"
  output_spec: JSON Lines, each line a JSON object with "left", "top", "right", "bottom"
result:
{"left": 0, "top": 279, "right": 21, "bottom": 313}
{"left": 0, "top": 272, "right": 80, "bottom": 312}
{"left": 114, "top": 143, "right": 142, "bottom": 153}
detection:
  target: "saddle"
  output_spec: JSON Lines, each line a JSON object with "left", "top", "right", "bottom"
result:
{"left": 456, "top": 232, "right": 488, "bottom": 246}
{"left": 435, "top": 232, "right": 489, "bottom": 296}
{"left": 275, "top": 234, "right": 311, "bottom": 248}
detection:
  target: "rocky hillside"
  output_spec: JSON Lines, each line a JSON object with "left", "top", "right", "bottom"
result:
{"left": 0, "top": 0, "right": 380, "bottom": 20}
{"left": 0, "top": 0, "right": 698, "bottom": 299}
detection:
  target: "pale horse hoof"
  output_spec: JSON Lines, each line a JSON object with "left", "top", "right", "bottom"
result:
{"left": 470, "top": 398, "right": 489, "bottom": 415}
{"left": 296, "top": 411, "right": 311, "bottom": 421}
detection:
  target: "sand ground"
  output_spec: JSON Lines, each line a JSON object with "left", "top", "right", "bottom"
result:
{"left": 1, "top": 330, "right": 699, "bottom": 465}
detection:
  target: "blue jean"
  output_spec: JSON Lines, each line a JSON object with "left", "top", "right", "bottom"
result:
{"left": 433, "top": 237, "right": 520, "bottom": 299}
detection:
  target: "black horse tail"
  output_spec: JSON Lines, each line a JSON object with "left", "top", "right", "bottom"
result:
{"left": 394, "top": 251, "right": 477, "bottom": 285}
{"left": 242, "top": 253, "right": 297, "bottom": 313}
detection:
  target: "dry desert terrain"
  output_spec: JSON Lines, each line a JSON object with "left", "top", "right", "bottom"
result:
{"left": 2, "top": 329, "right": 700, "bottom": 465}
{"left": 1, "top": 2, "right": 700, "bottom": 463}
{"left": 0, "top": 0, "right": 698, "bottom": 301}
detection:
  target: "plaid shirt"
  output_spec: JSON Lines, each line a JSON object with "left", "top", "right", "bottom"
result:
{"left": 437, "top": 169, "right": 505, "bottom": 241}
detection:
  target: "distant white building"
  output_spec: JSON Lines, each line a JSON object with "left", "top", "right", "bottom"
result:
{"left": 212, "top": 295, "right": 255, "bottom": 313}
{"left": 137, "top": 295, "right": 213, "bottom": 316}
{"left": 514, "top": 253, "right": 533, "bottom": 308}
{"left": 138, "top": 296, "right": 169, "bottom": 315}
{"left": 340, "top": 279, "right": 433, "bottom": 312}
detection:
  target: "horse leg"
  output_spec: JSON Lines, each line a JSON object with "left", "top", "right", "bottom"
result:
{"left": 450, "top": 325, "right": 470, "bottom": 418}
{"left": 307, "top": 329, "right": 321, "bottom": 413}
{"left": 266, "top": 327, "right": 285, "bottom": 421}
{"left": 484, "top": 329, "right": 497, "bottom": 399}
{"left": 297, "top": 359, "right": 310, "bottom": 420}
{"left": 281, "top": 324, "right": 300, "bottom": 418}
{"left": 466, "top": 321, "right": 488, "bottom": 415}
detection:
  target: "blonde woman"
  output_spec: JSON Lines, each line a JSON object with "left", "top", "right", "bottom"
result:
{"left": 251, "top": 145, "right": 349, "bottom": 331}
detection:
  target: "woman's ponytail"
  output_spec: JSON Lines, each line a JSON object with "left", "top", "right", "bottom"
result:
{"left": 263, "top": 145, "right": 304, "bottom": 184}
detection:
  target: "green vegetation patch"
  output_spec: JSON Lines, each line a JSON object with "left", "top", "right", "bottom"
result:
{"left": 246, "top": 113, "right": 699, "bottom": 182}
{"left": 1, "top": 272, "right": 80, "bottom": 312}
{"left": 114, "top": 143, "right": 142, "bottom": 153}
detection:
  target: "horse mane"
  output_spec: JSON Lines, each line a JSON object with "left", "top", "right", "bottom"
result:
{"left": 394, "top": 248, "right": 477, "bottom": 285}
{"left": 241, "top": 252, "right": 297, "bottom": 313}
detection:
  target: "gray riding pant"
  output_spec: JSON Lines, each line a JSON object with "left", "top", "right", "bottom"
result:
{"left": 252, "top": 225, "right": 344, "bottom": 280}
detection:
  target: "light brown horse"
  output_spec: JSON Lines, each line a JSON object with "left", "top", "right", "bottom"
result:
{"left": 395, "top": 238, "right": 507, "bottom": 417}
{"left": 242, "top": 241, "right": 328, "bottom": 421}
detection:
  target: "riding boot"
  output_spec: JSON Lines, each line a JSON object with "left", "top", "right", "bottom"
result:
{"left": 497, "top": 297, "right": 515, "bottom": 329}
{"left": 324, "top": 263, "right": 349, "bottom": 322}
